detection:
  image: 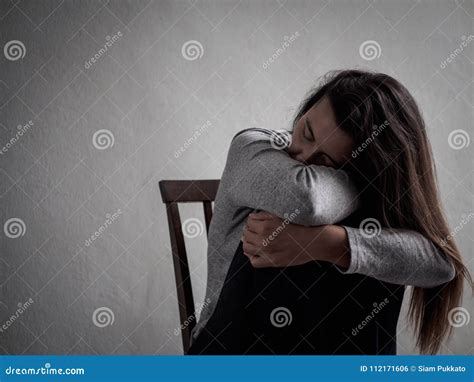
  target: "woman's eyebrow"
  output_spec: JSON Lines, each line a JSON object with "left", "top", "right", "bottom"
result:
{"left": 306, "top": 117, "right": 341, "bottom": 167}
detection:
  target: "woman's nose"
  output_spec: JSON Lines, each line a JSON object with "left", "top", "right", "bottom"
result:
{"left": 287, "top": 144, "right": 305, "bottom": 162}
{"left": 287, "top": 141, "right": 300, "bottom": 155}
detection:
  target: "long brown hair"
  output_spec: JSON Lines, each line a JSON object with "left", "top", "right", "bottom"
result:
{"left": 292, "top": 69, "right": 473, "bottom": 354}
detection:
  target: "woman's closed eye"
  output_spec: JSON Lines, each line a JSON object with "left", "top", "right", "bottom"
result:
{"left": 304, "top": 121, "right": 314, "bottom": 141}
{"left": 301, "top": 117, "right": 341, "bottom": 168}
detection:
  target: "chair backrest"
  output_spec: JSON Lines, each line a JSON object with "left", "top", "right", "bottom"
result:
{"left": 159, "top": 179, "right": 220, "bottom": 354}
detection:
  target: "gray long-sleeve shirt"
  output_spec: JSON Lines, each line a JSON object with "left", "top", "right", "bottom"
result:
{"left": 190, "top": 127, "right": 455, "bottom": 344}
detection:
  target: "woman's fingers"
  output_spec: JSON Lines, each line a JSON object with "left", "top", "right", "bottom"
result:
{"left": 242, "top": 234, "right": 277, "bottom": 267}
{"left": 242, "top": 240, "right": 262, "bottom": 257}
{"left": 242, "top": 220, "right": 278, "bottom": 267}
{"left": 245, "top": 219, "right": 261, "bottom": 234}
{"left": 246, "top": 214, "right": 278, "bottom": 234}
{"left": 242, "top": 226, "right": 261, "bottom": 245}
{"left": 242, "top": 211, "right": 281, "bottom": 261}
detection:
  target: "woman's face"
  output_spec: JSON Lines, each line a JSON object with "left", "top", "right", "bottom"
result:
{"left": 288, "top": 96, "right": 354, "bottom": 169}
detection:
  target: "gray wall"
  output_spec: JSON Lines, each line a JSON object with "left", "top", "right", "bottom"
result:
{"left": 1, "top": 0, "right": 472, "bottom": 355}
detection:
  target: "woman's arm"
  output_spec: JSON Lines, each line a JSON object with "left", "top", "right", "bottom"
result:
{"left": 221, "top": 127, "right": 360, "bottom": 226}
{"left": 241, "top": 213, "right": 455, "bottom": 288}
{"left": 330, "top": 225, "right": 456, "bottom": 287}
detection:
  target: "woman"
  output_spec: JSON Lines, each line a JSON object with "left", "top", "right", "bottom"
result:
{"left": 187, "top": 69, "right": 472, "bottom": 355}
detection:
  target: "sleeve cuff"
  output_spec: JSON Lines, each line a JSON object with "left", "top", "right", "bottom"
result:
{"left": 333, "top": 225, "right": 359, "bottom": 274}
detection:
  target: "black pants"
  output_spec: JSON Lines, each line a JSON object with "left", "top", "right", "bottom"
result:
{"left": 188, "top": 241, "right": 404, "bottom": 355}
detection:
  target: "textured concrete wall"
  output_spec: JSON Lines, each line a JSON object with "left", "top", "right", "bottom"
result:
{"left": 0, "top": 0, "right": 472, "bottom": 355}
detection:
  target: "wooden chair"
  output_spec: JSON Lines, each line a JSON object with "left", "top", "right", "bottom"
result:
{"left": 159, "top": 179, "right": 220, "bottom": 354}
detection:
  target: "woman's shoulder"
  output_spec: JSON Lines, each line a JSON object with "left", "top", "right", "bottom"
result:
{"left": 232, "top": 126, "right": 272, "bottom": 140}
{"left": 231, "top": 127, "right": 292, "bottom": 149}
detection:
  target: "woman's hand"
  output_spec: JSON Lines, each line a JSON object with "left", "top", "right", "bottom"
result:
{"left": 241, "top": 211, "right": 351, "bottom": 269}
{"left": 241, "top": 211, "right": 316, "bottom": 268}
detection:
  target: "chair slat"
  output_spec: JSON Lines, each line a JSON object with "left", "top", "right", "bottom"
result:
{"left": 159, "top": 179, "right": 220, "bottom": 354}
{"left": 203, "top": 201, "right": 213, "bottom": 236}
{"left": 164, "top": 202, "right": 195, "bottom": 352}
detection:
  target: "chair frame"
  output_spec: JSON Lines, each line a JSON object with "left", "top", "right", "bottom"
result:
{"left": 159, "top": 179, "right": 220, "bottom": 354}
